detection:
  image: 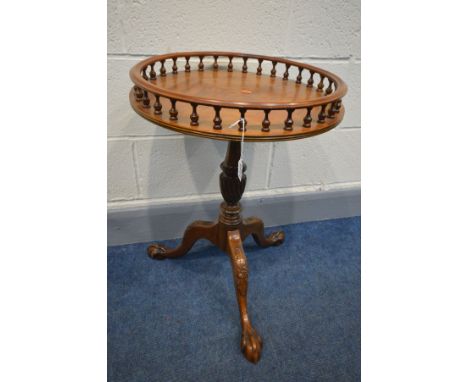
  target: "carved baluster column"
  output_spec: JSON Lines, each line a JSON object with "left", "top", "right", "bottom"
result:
{"left": 228, "top": 56, "right": 233, "bottom": 72}
{"left": 219, "top": 141, "right": 246, "bottom": 229}
{"left": 172, "top": 58, "right": 178, "bottom": 74}
{"left": 213, "top": 55, "right": 219, "bottom": 70}
{"left": 185, "top": 56, "right": 191, "bottom": 72}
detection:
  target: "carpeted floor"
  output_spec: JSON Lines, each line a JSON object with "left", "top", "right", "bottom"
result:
{"left": 108, "top": 217, "right": 360, "bottom": 382}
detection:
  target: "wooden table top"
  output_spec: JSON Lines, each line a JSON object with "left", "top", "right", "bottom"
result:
{"left": 129, "top": 52, "right": 347, "bottom": 142}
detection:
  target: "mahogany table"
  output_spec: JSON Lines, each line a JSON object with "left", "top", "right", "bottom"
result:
{"left": 129, "top": 51, "right": 347, "bottom": 363}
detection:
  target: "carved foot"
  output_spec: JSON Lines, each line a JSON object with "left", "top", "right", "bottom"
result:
{"left": 241, "top": 324, "right": 263, "bottom": 364}
{"left": 242, "top": 217, "right": 285, "bottom": 248}
{"left": 147, "top": 220, "right": 218, "bottom": 260}
{"left": 147, "top": 243, "right": 169, "bottom": 260}
{"left": 226, "top": 230, "right": 263, "bottom": 363}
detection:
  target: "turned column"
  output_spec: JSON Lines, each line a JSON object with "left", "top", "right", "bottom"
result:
{"left": 219, "top": 141, "right": 246, "bottom": 221}
{"left": 218, "top": 141, "right": 247, "bottom": 249}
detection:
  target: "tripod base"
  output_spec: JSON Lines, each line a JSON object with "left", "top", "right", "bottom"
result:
{"left": 147, "top": 213, "right": 284, "bottom": 260}
{"left": 147, "top": 204, "right": 284, "bottom": 363}
{"left": 147, "top": 141, "right": 284, "bottom": 363}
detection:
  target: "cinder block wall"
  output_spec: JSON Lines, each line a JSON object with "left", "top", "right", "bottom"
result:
{"left": 108, "top": 0, "right": 360, "bottom": 210}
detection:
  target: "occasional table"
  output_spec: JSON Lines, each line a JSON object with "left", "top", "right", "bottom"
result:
{"left": 129, "top": 51, "right": 347, "bottom": 363}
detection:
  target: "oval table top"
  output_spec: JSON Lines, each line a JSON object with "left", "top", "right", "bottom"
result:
{"left": 129, "top": 51, "right": 347, "bottom": 142}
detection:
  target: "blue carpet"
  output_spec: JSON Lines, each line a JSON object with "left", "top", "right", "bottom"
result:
{"left": 108, "top": 217, "right": 360, "bottom": 382}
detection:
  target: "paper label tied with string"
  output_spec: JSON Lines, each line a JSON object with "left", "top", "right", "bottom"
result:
{"left": 227, "top": 118, "right": 246, "bottom": 181}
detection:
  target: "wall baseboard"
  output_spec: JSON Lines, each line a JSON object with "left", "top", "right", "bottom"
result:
{"left": 107, "top": 186, "right": 361, "bottom": 246}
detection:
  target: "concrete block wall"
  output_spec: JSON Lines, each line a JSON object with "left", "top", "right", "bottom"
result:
{"left": 108, "top": 0, "right": 360, "bottom": 211}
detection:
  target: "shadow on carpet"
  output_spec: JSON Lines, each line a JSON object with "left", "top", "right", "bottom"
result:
{"left": 108, "top": 217, "right": 360, "bottom": 382}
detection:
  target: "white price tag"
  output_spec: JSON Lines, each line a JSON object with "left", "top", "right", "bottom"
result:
{"left": 237, "top": 158, "right": 243, "bottom": 181}
{"left": 227, "top": 118, "right": 246, "bottom": 183}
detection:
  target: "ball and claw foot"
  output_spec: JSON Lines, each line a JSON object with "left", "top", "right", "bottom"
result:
{"left": 242, "top": 217, "right": 286, "bottom": 248}
{"left": 241, "top": 325, "right": 263, "bottom": 364}
{"left": 147, "top": 244, "right": 168, "bottom": 260}
{"left": 267, "top": 231, "right": 285, "bottom": 246}
{"left": 146, "top": 220, "right": 218, "bottom": 260}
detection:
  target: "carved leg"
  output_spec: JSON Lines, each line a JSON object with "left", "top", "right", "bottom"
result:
{"left": 242, "top": 217, "right": 285, "bottom": 248}
{"left": 147, "top": 220, "right": 218, "bottom": 260}
{"left": 226, "top": 230, "right": 263, "bottom": 363}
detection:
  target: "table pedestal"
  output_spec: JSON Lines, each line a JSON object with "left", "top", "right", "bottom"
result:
{"left": 147, "top": 141, "right": 285, "bottom": 363}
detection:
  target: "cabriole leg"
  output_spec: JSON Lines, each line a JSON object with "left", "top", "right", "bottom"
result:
{"left": 242, "top": 216, "right": 285, "bottom": 247}
{"left": 147, "top": 220, "right": 218, "bottom": 260}
{"left": 226, "top": 229, "right": 263, "bottom": 363}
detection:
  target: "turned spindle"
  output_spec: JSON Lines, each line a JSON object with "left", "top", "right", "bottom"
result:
{"left": 242, "top": 57, "right": 248, "bottom": 73}
{"left": 332, "top": 101, "right": 340, "bottom": 115}
{"left": 284, "top": 109, "right": 294, "bottom": 130}
{"left": 318, "top": 104, "right": 326, "bottom": 123}
{"left": 283, "top": 64, "right": 290, "bottom": 80}
{"left": 198, "top": 56, "right": 204, "bottom": 71}
{"left": 153, "top": 95, "right": 162, "bottom": 115}
{"left": 335, "top": 99, "right": 342, "bottom": 112}
{"left": 160, "top": 60, "right": 166, "bottom": 77}
{"left": 228, "top": 56, "right": 233, "bottom": 72}
{"left": 333, "top": 99, "right": 341, "bottom": 114}
{"left": 172, "top": 58, "right": 178, "bottom": 74}
{"left": 296, "top": 67, "right": 303, "bottom": 84}
{"left": 213, "top": 106, "right": 222, "bottom": 129}
{"left": 307, "top": 70, "right": 314, "bottom": 88}
{"left": 256, "top": 59, "right": 263, "bottom": 75}
{"left": 142, "top": 90, "right": 150, "bottom": 108}
{"left": 238, "top": 109, "right": 247, "bottom": 132}
{"left": 142, "top": 67, "right": 149, "bottom": 81}
{"left": 327, "top": 101, "right": 337, "bottom": 118}
{"left": 317, "top": 75, "right": 325, "bottom": 92}
{"left": 134, "top": 86, "right": 143, "bottom": 101}
{"left": 169, "top": 99, "right": 178, "bottom": 120}
{"left": 271, "top": 61, "right": 277, "bottom": 77}
{"left": 213, "top": 55, "right": 219, "bottom": 70}
{"left": 326, "top": 78, "right": 333, "bottom": 95}
{"left": 303, "top": 107, "right": 312, "bottom": 127}
{"left": 185, "top": 56, "right": 190, "bottom": 72}
{"left": 149, "top": 63, "right": 156, "bottom": 80}
{"left": 190, "top": 103, "right": 199, "bottom": 126}
{"left": 262, "top": 110, "right": 271, "bottom": 132}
